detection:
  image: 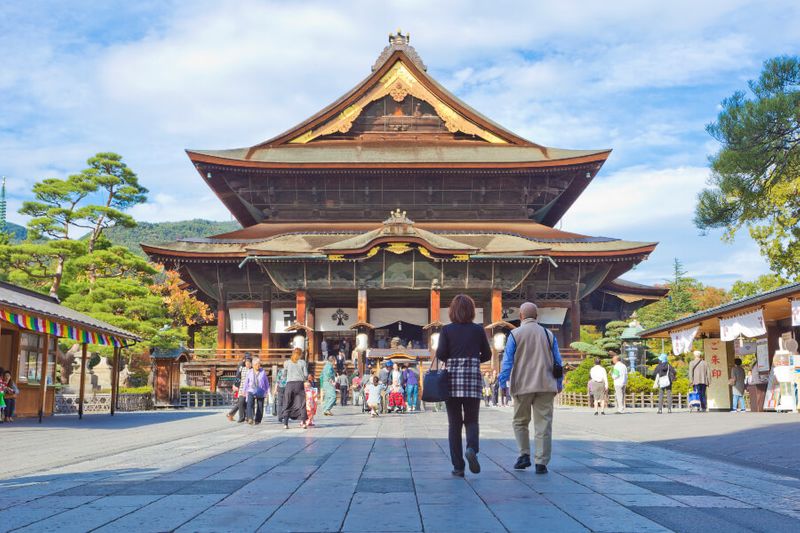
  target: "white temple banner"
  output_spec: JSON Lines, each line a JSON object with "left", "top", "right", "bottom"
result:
{"left": 316, "top": 307, "right": 358, "bottom": 332}
{"left": 792, "top": 299, "right": 800, "bottom": 327}
{"left": 371, "top": 308, "right": 429, "bottom": 328}
{"left": 440, "top": 308, "right": 484, "bottom": 325}
{"left": 670, "top": 325, "right": 699, "bottom": 355}
{"left": 538, "top": 307, "right": 568, "bottom": 325}
{"left": 229, "top": 308, "right": 262, "bottom": 334}
{"left": 720, "top": 309, "right": 766, "bottom": 341}
{"left": 271, "top": 306, "right": 297, "bottom": 334}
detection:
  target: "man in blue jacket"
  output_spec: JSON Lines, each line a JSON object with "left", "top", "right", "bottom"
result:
{"left": 499, "top": 302, "right": 563, "bottom": 474}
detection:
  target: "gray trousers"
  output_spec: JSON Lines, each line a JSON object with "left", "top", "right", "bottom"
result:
{"left": 512, "top": 392, "right": 556, "bottom": 465}
{"left": 615, "top": 384, "right": 626, "bottom": 412}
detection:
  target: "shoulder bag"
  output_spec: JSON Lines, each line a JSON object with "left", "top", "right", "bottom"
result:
{"left": 422, "top": 331, "right": 451, "bottom": 403}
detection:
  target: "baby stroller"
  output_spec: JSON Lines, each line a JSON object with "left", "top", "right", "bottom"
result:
{"left": 387, "top": 390, "right": 407, "bottom": 413}
{"left": 688, "top": 386, "right": 702, "bottom": 413}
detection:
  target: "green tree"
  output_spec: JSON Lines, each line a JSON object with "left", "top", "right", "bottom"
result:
{"left": 695, "top": 56, "right": 800, "bottom": 280}
{"left": 729, "top": 273, "right": 789, "bottom": 300}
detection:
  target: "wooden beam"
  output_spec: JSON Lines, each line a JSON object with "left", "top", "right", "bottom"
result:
{"left": 38, "top": 333, "right": 50, "bottom": 423}
{"left": 261, "top": 301, "right": 271, "bottom": 353}
{"left": 78, "top": 343, "right": 88, "bottom": 420}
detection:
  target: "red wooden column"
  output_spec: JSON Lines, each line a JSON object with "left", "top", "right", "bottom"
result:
{"left": 357, "top": 289, "right": 368, "bottom": 323}
{"left": 110, "top": 345, "right": 120, "bottom": 416}
{"left": 78, "top": 343, "right": 88, "bottom": 419}
{"left": 491, "top": 288, "right": 503, "bottom": 322}
{"left": 216, "top": 301, "right": 227, "bottom": 353}
{"left": 430, "top": 288, "right": 440, "bottom": 323}
{"left": 209, "top": 365, "right": 218, "bottom": 393}
{"left": 306, "top": 300, "right": 316, "bottom": 360}
{"left": 296, "top": 290, "right": 307, "bottom": 325}
{"left": 570, "top": 301, "right": 581, "bottom": 346}
{"left": 261, "top": 300, "right": 271, "bottom": 354}
{"left": 38, "top": 333, "right": 50, "bottom": 423}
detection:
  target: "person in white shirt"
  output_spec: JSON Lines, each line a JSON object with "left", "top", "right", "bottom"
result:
{"left": 610, "top": 353, "right": 628, "bottom": 414}
{"left": 365, "top": 376, "right": 385, "bottom": 417}
{"left": 589, "top": 358, "right": 609, "bottom": 416}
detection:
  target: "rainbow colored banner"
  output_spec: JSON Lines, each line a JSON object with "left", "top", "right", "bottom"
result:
{"left": 0, "top": 308, "right": 122, "bottom": 347}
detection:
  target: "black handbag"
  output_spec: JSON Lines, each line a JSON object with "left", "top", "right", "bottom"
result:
{"left": 422, "top": 354, "right": 450, "bottom": 403}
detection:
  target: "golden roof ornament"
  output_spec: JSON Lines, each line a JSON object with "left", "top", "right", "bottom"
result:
{"left": 372, "top": 29, "right": 427, "bottom": 72}
{"left": 383, "top": 208, "right": 414, "bottom": 235}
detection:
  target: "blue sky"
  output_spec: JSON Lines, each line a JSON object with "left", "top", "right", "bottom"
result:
{"left": 2, "top": 0, "right": 799, "bottom": 287}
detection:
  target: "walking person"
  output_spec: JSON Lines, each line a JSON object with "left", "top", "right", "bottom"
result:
{"left": 352, "top": 373, "right": 363, "bottom": 406}
{"left": 688, "top": 350, "right": 710, "bottom": 412}
{"left": 403, "top": 365, "right": 418, "bottom": 411}
{"left": 490, "top": 370, "right": 499, "bottom": 406}
{"left": 436, "top": 294, "right": 492, "bottom": 477}
{"left": 273, "top": 367, "right": 287, "bottom": 418}
{"left": 281, "top": 348, "right": 309, "bottom": 429}
{"left": 482, "top": 372, "right": 492, "bottom": 407}
{"left": 320, "top": 355, "right": 337, "bottom": 416}
{"left": 2, "top": 371, "right": 18, "bottom": 422}
{"left": 610, "top": 353, "right": 628, "bottom": 413}
{"left": 499, "top": 302, "right": 563, "bottom": 474}
{"left": 336, "top": 371, "right": 350, "bottom": 406}
{"left": 320, "top": 338, "right": 329, "bottom": 359}
{"left": 589, "top": 358, "right": 609, "bottom": 416}
{"left": 244, "top": 357, "right": 269, "bottom": 425}
{"left": 730, "top": 358, "right": 746, "bottom": 412}
{"left": 336, "top": 349, "right": 347, "bottom": 375}
{"left": 654, "top": 354, "right": 676, "bottom": 414}
{"left": 227, "top": 355, "right": 251, "bottom": 422}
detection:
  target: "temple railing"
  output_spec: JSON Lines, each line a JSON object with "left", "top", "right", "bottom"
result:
{"left": 188, "top": 348, "right": 294, "bottom": 361}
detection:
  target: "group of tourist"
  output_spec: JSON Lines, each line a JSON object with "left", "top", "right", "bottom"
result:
{"left": 360, "top": 361, "right": 420, "bottom": 416}
{"left": 0, "top": 368, "right": 19, "bottom": 423}
{"left": 585, "top": 349, "right": 750, "bottom": 414}
{"left": 480, "top": 370, "right": 511, "bottom": 407}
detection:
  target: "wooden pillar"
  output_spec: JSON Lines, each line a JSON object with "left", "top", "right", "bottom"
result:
{"left": 110, "top": 345, "right": 119, "bottom": 416}
{"left": 491, "top": 288, "right": 503, "bottom": 323}
{"left": 358, "top": 289, "right": 368, "bottom": 323}
{"left": 570, "top": 301, "right": 581, "bottom": 346}
{"left": 261, "top": 301, "right": 271, "bottom": 354}
{"left": 38, "top": 333, "right": 50, "bottom": 424}
{"left": 296, "top": 290, "right": 307, "bottom": 325}
{"left": 306, "top": 300, "right": 316, "bottom": 360}
{"left": 209, "top": 365, "right": 217, "bottom": 393}
{"left": 430, "top": 288, "right": 440, "bottom": 323}
{"left": 78, "top": 343, "right": 88, "bottom": 420}
{"left": 217, "top": 302, "right": 227, "bottom": 353}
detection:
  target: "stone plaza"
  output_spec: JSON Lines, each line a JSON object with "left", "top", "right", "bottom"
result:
{"left": 2, "top": 406, "right": 800, "bottom": 533}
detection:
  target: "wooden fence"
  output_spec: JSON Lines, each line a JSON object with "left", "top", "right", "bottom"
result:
{"left": 556, "top": 392, "right": 690, "bottom": 409}
{"left": 179, "top": 391, "right": 236, "bottom": 408}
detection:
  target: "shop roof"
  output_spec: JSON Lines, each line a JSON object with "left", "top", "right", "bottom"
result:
{"left": 640, "top": 282, "right": 800, "bottom": 338}
{"left": 0, "top": 281, "right": 141, "bottom": 342}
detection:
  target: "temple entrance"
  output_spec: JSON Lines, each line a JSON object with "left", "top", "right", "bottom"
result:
{"left": 375, "top": 321, "right": 425, "bottom": 349}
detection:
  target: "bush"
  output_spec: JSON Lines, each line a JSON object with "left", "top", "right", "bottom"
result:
{"left": 625, "top": 371, "right": 654, "bottom": 393}
{"left": 180, "top": 386, "right": 208, "bottom": 393}
{"left": 671, "top": 377, "right": 692, "bottom": 395}
{"left": 120, "top": 386, "right": 153, "bottom": 394}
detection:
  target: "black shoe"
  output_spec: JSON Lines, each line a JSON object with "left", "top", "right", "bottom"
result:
{"left": 451, "top": 469, "right": 465, "bottom": 477}
{"left": 514, "top": 454, "right": 532, "bottom": 470}
{"left": 535, "top": 464, "right": 548, "bottom": 475}
{"left": 465, "top": 448, "right": 481, "bottom": 474}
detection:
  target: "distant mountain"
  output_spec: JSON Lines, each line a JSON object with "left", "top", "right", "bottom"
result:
{"left": 3, "top": 221, "right": 27, "bottom": 242}
{"left": 101, "top": 219, "right": 241, "bottom": 257}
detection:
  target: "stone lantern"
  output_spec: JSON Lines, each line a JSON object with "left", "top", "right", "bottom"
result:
{"left": 620, "top": 315, "right": 645, "bottom": 372}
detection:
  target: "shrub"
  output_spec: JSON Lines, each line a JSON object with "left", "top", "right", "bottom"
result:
{"left": 180, "top": 386, "right": 209, "bottom": 393}
{"left": 120, "top": 386, "right": 153, "bottom": 394}
{"left": 625, "top": 371, "right": 654, "bottom": 393}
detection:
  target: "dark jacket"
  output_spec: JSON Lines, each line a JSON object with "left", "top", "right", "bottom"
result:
{"left": 654, "top": 362, "right": 676, "bottom": 388}
{"left": 436, "top": 322, "right": 492, "bottom": 398}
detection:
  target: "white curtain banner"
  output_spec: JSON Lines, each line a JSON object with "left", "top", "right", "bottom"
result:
{"left": 670, "top": 325, "right": 699, "bottom": 355}
{"left": 720, "top": 308, "right": 766, "bottom": 341}
{"left": 538, "top": 307, "right": 568, "bottom": 325}
{"left": 229, "top": 307, "right": 262, "bottom": 334}
{"left": 271, "top": 306, "right": 297, "bottom": 334}
{"left": 792, "top": 299, "right": 800, "bottom": 327}
{"left": 440, "top": 308, "right": 484, "bottom": 326}
{"left": 371, "top": 308, "right": 429, "bottom": 328}
{"left": 316, "top": 307, "right": 358, "bottom": 332}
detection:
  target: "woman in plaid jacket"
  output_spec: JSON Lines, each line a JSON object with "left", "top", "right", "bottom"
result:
{"left": 436, "top": 294, "right": 492, "bottom": 477}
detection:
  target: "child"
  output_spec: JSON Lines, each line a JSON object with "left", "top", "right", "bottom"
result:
{"left": 365, "top": 376, "right": 384, "bottom": 417}
{"left": 2, "top": 371, "right": 16, "bottom": 422}
{"left": 304, "top": 378, "right": 318, "bottom": 427}
{"left": 388, "top": 380, "right": 405, "bottom": 413}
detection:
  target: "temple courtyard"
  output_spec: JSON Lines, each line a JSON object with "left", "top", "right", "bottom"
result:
{"left": 2, "top": 407, "right": 800, "bottom": 533}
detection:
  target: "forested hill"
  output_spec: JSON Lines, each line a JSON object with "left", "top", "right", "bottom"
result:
{"left": 4, "top": 221, "right": 27, "bottom": 242}
{"left": 102, "top": 219, "right": 241, "bottom": 257}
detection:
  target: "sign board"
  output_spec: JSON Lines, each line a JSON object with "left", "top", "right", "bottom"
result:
{"left": 703, "top": 338, "right": 731, "bottom": 410}
{"left": 271, "top": 306, "right": 297, "bottom": 334}
{"left": 315, "top": 307, "right": 358, "bottom": 332}
{"left": 756, "top": 339, "right": 770, "bottom": 373}
{"left": 229, "top": 307, "right": 262, "bottom": 334}
{"left": 792, "top": 299, "right": 800, "bottom": 326}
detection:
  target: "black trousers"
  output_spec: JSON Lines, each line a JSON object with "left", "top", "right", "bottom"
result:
{"left": 228, "top": 394, "right": 246, "bottom": 421}
{"left": 445, "top": 397, "right": 480, "bottom": 470}
{"left": 340, "top": 387, "right": 348, "bottom": 406}
{"left": 695, "top": 384, "right": 708, "bottom": 410}
{"left": 246, "top": 393, "right": 265, "bottom": 423}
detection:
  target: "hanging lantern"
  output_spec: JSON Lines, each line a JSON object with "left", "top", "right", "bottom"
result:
{"left": 493, "top": 332, "right": 507, "bottom": 351}
{"left": 430, "top": 332, "right": 441, "bottom": 350}
{"left": 292, "top": 334, "right": 305, "bottom": 350}
{"left": 356, "top": 332, "right": 369, "bottom": 351}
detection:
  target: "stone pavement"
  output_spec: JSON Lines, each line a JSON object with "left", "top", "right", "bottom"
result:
{"left": 2, "top": 406, "right": 800, "bottom": 532}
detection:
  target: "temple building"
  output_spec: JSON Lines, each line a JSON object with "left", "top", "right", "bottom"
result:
{"left": 143, "top": 32, "right": 665, "bottom": 384}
